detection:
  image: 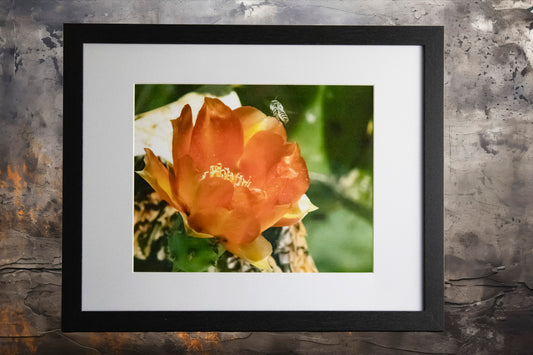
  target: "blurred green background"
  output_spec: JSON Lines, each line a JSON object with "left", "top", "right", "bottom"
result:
{"left": 135, "top": 84, "right": 373, "bottom": 272}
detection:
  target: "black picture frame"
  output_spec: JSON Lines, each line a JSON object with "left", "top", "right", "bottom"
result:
{"left": 62, "top": 24, "right": 443, "bottom": 332}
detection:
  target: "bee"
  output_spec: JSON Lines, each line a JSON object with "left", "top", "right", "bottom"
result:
{"left": 269, "top": 99, "right": 289, "bottom": 125}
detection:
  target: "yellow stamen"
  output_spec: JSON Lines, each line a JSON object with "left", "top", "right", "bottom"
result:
{"left": 201, "top": 163, "right": 251, "bottom": 188}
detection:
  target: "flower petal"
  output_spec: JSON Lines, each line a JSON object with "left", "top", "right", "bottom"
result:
{"left": 174, "top": 155, "right": 200, "bottom": 212}
{"left": 171, "top": 104, "right": 194, "bottom": 164}
{"left": 254, "top": 203, "right": 295, "bottom": 232}
{"left": 221, "top": 235, "right": 273, "bottom": 271}
{"left": 233, "top": 106, "right": 286, "bottom": 144}
{"left": 192, "top": 176, "right": 234, "bottom": 211}
{"left": 137, "top": 148, "right": 183, "bottom": 211}
{"left": 273, "top": 194, "right": 318, "bottom": 226}
{"left": 230, "top": 185, "right": 265, "bottom": 211}
{"left": 179, "top": 212, "right": 214, "bottom": 238}
{"left": 189, "top": 98, "right": 244, "bottom": 171}
{"left": 239, "top": 130, "right": 287, "bottom": 189}
{"left": 188, "top": 208, "right": 260, "bottom": 245}
{"left": 267, "top": 143, "right": 310, "bottom": 205}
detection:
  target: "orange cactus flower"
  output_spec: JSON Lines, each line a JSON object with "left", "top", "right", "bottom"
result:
{"left": 138, "top": 97, "right": 316, "bottom": 270}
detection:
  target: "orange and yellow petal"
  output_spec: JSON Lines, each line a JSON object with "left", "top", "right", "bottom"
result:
{"left": 174, "top": 155, "right": 200, "bottom": 212}
{"left": 233, "top": 106, "right": 286, "bottom": 144}
{"left": 137, "top": 148, "right": 183, "bottom": 211}
{"left": 239, "top": 131, "right": 287, "bottom": 189}
{"left": 273, "top": 194, "right": 318, "bottom": 227}
{"left": 230, "top": 185, "right": 284, "bottom": 233}
{"left": 189, "top": 98, "right": 244, "bottom": 171}
{"left": 178, "top": 212, "right": 214, "bottom": 239}
{"left": 267, "top": 143, "right": 310, "bottom": 205}
{"left": 221, "top": 235, "right": 273, "bottom": 271}
{"left": 188, "top": 208, "right": 261, "bottom": 246}
{"left": 171, "top": 104, "right": 194, "bottom": 165}
{"left": 192, "top": 176, "right": 234, "bottom": 211}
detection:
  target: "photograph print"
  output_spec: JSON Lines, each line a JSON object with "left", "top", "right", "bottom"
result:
{"left": 133, "top": 84, "right": 373, "bottom": 273}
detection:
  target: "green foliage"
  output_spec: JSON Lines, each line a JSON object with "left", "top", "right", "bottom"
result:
{"left": 289, "top": 86, "right": 330, "bottom": 174}
{"left": 323, "top": 86, "right": 373, "bottom": 175}
{"left": 135, "top": 84, "right": 199, "bottom": 114}
{"left": 306, "top": 206, "right": 373, "bottom": 272}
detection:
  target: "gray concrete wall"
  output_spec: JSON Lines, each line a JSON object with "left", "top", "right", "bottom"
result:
{"left": 1, "top": 0, "right": 532, "bottom": 353}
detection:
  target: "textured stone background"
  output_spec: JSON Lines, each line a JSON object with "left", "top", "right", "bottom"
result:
{"left": 1, "top": 0, "right": 533, "bottom": 353}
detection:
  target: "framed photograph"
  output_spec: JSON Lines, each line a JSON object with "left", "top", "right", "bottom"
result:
{"left": 63, "top": 24, "right": 443, "bottom": 331}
